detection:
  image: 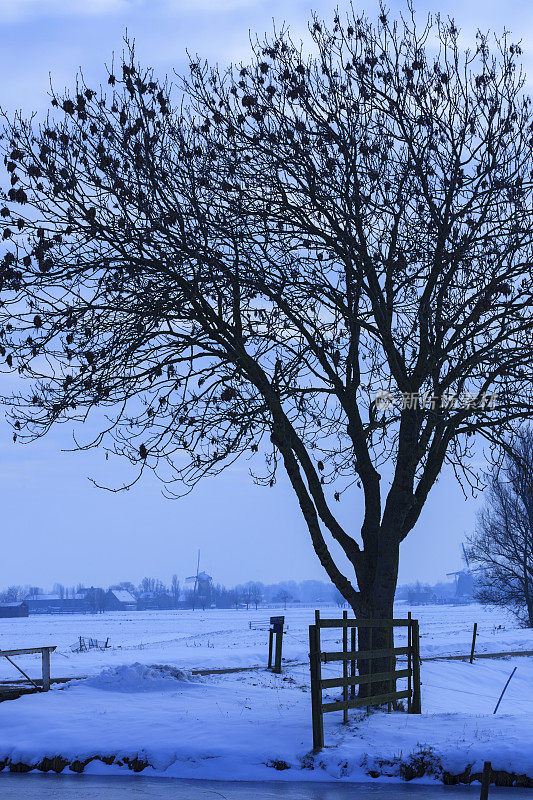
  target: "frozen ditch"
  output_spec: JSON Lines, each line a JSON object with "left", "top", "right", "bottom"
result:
{"left": 0, "top": 775, "right": 531, "bottom": 799}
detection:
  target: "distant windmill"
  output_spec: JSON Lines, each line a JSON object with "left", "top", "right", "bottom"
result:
{"left": 186, "top": 549, "right": 201, "bottom": 610}
{"left": 185, "top": 550, "right": 212, "bottom": 610}
{"left": 446, "top": 544, "right": 478, "bottom": 598}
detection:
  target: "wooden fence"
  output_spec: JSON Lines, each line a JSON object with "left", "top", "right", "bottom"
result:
{"left": 70, "top": 636, "right": 109, "bottom": 653}
{"left": 309, "top": 610, "right": 420, "bottom": 750}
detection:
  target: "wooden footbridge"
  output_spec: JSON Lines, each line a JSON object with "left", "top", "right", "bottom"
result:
{"left": 0, "top": 646, "right": 56, "bottom": 701}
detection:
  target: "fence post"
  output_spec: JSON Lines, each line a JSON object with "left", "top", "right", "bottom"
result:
{"left": 274, "top": 627, "right": 283, "bottom": 674}
{"left": 367, "top": 624, "right": 372, "bottom": 713}
{"left": 41, "top": 648, "right": 51, "bottom": 691}
{"left": 268, "top": 629, "right": 273, "bottom": 669}
{"left": 493, "top": 666, "right": 517, "bottom": 714}
{"left": 350, "top": 625, "right": 356, "bottom": 700}
{"left": 411, "top": 619, "right": 421, "bottom": 714}
{"left": 470, "top": 623, "right": 478, "bottom": 664}
{"left": 480, "top": 761, "right": 492, "bottom": 800}
{"left": 309, "top": 621, "right": 324, "bottom": 751}
{"left": 407, "top": 612, "right": 412, "bottom": 713}
{"left": 342, "top": 610, "right": 348, "bottom": 723}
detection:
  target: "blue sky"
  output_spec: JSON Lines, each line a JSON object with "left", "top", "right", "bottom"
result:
{"left": 0, "top": 0, "right": 531, "bottom": 591}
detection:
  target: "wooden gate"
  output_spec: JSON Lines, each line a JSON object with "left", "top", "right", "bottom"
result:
{"left": 309, "top": 610, "right": 421, "bottom": 750}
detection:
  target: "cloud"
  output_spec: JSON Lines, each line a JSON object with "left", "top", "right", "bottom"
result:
{"left": 0, "top": 0, "right": 129, "bottom": 22}
{"left": 162, "top": 0, "right": 263, "bottom": 10}
{"left": 0, "top": 0, "right": 264, "bottom": 22}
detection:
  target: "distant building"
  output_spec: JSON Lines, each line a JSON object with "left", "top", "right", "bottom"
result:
{"left": 25, "top": 593, "right": 91, "bottom": 614}
{"left": 24, "top": 589, "right": 137, "bottom": 614}
{"left": 406, "top": 585, "right": 435, "bottom": 605}
{"left": 105, "top": 589, "right": 137, "bottom": 611}
{"left": 136, "top": 591, "right": 174, "bottom": 610}
{"left": 0, "top": 601, "right": 29, "bottom": 618}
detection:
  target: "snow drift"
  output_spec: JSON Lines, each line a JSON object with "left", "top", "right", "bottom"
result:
{"left": 82, "top": 663, "right": 195, "bottom": 692}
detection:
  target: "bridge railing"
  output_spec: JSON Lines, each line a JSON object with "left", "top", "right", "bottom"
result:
{"left": 0, "top": 646, "right": 56, "bottom": 691}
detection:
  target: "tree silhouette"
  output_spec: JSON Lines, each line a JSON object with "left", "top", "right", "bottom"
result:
{"left": 467, "top": 429, "right": 533, "bottom": 627}
{"left": 171, "top": 574, "right": 181, "bottom": 608}
{"left": 1, "top": 8, "right": 532, "bottom": 677}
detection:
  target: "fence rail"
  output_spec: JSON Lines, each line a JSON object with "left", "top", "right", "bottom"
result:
{"left": 316, "top": 617, "right": 411, "bottom": 628}
{"left": 321, "top": 666, "right": 412, "bottom": 689}
{"left": 322, "top": 645, "right": 411, "bottom": 662}
{"left": 309, "top": 610, "right": 420, "bottom": 750}
{"left": 322, "top": 688, "right": 411, "bottom": 713}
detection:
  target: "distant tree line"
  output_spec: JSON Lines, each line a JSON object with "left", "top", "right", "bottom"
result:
{"left": 0, "top": 577, "right": 345, "bottom": 610}
{"left": 2, "top": 574, "right": 477, "bottom": 610}
{"left": 396, "top": 579, "right": 465, "bottom": 605}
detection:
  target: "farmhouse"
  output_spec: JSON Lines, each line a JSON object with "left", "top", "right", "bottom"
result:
{"left": 136, "top": 591, "right": 175, "bottom": 610}
{"left": 0, "top": 601, "right": 29, "bottom": 618}
{"left": 406, "top": 585, "right": 435, "bottom": 605}
{"left": 25, "top": 593, "right": 92, "bottom": 614}
{"left": 105, "top": 589, "right": 137, "bottom": 611}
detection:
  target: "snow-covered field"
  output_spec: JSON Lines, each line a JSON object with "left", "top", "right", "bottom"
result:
{"left": 1, "top": 603, "right": 532, "bottom": 785}
{"left": 1, "top": 601, "right": 531, "bottom": 679}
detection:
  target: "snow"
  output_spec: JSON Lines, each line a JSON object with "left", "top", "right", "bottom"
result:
{"left": 24, "top": 594, "right": 64, "bottom": 601}
{"left": 108, "top": 591, "right": 136, "bottom": 604}
{"left": 1, "top": 601, "right": 530, "bottom": 682}
{"left": 83, "top": 663, "right": 195, "bottom": 691}
{"left": 0, "top": 603, "right": 532, "bottom": 783}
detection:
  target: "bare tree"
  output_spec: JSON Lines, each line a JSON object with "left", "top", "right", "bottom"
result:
{"left": 237, "top": 583, "right": 251, "bottom": 609}
{"left": 0, "top": 585, "right": 25, "bottom": 602}
{"left": 249, "top": 581, "right": 263, "bottom": 610}
{"left": 227, "top": 587, "right": 242, "bottom": 610}
{"left": 110, "top": 580, "right": 136, "bottom": 595}
{"left": 239, "top": 581, "right": 263, "bottom": 609}
{"left": 274, "top": 588, "right": 292, "bottom": 610}
{"left": 467, "top": 430, "right": 533, "bottom": 627}
{"left": 139, "top": 577, "right": 167, "bottom": 597}
{"left": 1, "top": 9, "right": 532, "bottom": 690}
{"left": 86, "top": 586, "right": 106, "bottom": 613}
{"left": 171, "top": 574, "right": 181, "bottom": 607}
{"left": 331, "top": 586, "right": 348, "bottom": 608}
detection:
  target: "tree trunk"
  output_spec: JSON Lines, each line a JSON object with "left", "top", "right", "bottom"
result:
{"left": 526, "top": 594, "right": 533, "bottom": 628}
{"left": 352, "top": 541, "right": 399, "bottom": 701}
